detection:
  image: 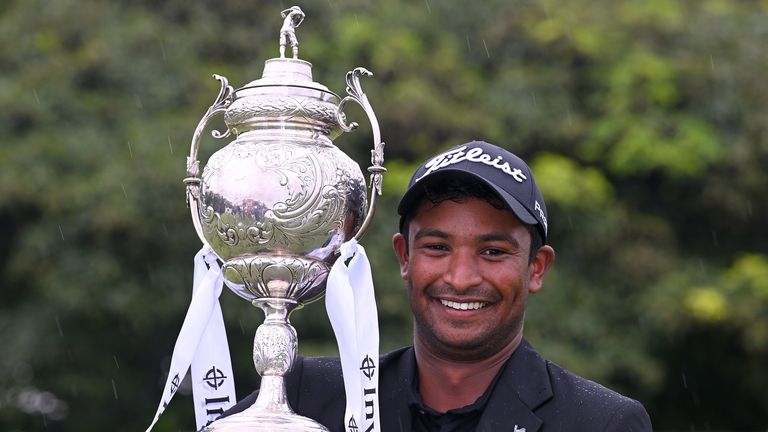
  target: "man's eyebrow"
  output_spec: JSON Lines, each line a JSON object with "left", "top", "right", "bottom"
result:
{"left": 413, "top": 229, "right": 450, "bottom": 242}
{"left": 413, "top": 230, "right": 522, "bottom": 248}
{"left": 478, "top": 233, "right": 521, "bottom": 248}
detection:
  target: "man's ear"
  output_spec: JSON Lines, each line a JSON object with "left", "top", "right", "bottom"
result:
{"left": 528, "top": 245, "right": 555, "bottom": 293}
{"left": 392, "top": 233, "right": 409, "bottom": 280}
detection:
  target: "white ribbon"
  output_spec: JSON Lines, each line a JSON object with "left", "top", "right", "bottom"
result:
{"left": 326, "top": 239, "right": 381, "bottom": 432}
{"left": 190, "top": 251, "right": 237, "bottom": 429}
{"left": 146, "top": 246, "right": 236, "bottom": 431}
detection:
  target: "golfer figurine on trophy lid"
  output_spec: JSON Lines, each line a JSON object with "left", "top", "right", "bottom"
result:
{"left": 146, "top": 6, "right": 385, "bottom": 432}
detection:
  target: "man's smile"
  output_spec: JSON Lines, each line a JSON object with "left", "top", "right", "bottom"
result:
{"left": 439, "top": 299, "right": 488, "bottom": 311}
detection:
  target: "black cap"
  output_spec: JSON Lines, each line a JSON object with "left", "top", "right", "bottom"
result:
{"left": 397, "top": 141, "right": 549, "bottom": 243}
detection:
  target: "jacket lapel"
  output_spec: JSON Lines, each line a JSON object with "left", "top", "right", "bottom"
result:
{"left": 378, "top": 347, "right": 416, "bottom": 432}
{"left": 378, "top": 341, "right": 553, "bottom": 432}
{"left": 476, "top": 339, "right": 552, "bottom": 432}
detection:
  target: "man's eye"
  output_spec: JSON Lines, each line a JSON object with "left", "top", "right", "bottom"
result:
{"left": 423, "top": 244, "right": 448, "bottom": 251}
{"left": 482, "top": 248, "right": 506, "bottom": 256}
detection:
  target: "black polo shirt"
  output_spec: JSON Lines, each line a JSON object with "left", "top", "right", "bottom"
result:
{"left": 407, "top": 359, "right": 508, "bottom": 432}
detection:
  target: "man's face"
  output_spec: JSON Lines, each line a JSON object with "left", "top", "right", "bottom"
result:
{"left": 393, "top": 197, "right": 553, "bottom": 361}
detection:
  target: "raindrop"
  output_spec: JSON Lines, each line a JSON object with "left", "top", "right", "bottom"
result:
{"left": 482, "top": 39, "right": 490, "bottom": 58}
{"left": 33, "top": 89, "right": 41, "bottom": 105}
{"left": 113, "top": 356, "right": 120, "bottom": 369}
{"left": 711, "top": 230, "right": 718, "bottom": 246}
{"left": 167, "top": 136, "right": 174, "bottom": 154}
{"left": 57, "top": 224, "right": 65, "bottom": 241}
{"left": 127, "top": 141, "right": 134, "bottom": 159}
{"left": 424, "top": 0, "right": 431, "bottom": 13}
{"left": 159, "top": 41, "right": 167, "bottom": 61}
{"left": 111, "top": 379, "right": 119, "bottom": 400}
{"left": 121, "top": 184, "right": 128, "bottom": 199}
{"left": 239, "top": 318, "right": 246, "bottom": 335}
{"left": 134, "top": 94, "right": 143, "bottom": 109}
{"left": 162, "top": 223, "right": 169, "bottom": 237}
{"left": 681, "top": 372, "right": 687, "bottom": 389}
{"left": 55, "top": 316, "right": 64, "bottom": 337}
{"left": 530, "top": 91, "right": 538, "bottom": 107}
{"left": 465, "top": 34, "right": 471, "bottom": 53}
{"left": 709, "top": 55, "right": 714, "bottom": 71}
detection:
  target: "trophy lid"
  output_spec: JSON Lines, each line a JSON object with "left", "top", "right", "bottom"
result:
{"left": 233, "top": 5, "right": 338, "bottom": 99}
{"left": 223, "top": 6, "right": 341, "bottom": 135}
{"left": 236, "top": 58, "right": 338, "bottom": 98}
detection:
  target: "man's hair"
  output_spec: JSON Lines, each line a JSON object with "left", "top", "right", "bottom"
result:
{"left": 399, "top": 175, "right": 544, "bottom": 264}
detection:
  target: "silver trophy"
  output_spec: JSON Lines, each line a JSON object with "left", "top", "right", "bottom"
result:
{"left": 183, "top": 6, "right": 384, "bottom": 431}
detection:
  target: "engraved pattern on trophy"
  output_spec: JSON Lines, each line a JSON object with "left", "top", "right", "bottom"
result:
{"left": 198, "top": 142, "right": 364, "bottom": 264}
{"left": 222, "top": 256, "right": 328, "bottom": 302}
{"left": 224, "top": 96, "right": 340, "bottom": 136}
{"left": 254, "top": 319, "right": 297, "bottom": 376}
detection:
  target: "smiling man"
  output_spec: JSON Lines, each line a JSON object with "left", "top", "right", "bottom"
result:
{"left": 384, "top": 140, "right": 651, "bottom": 431}
{"left": 217, "top": 140, "right": 652, "bottom": 431}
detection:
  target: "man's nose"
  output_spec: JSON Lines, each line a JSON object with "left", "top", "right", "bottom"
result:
{"left": 443, "top": 249, "right": 482, "bottom": 291}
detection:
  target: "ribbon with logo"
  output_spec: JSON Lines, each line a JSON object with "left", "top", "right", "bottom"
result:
{"left": 146, "top": 246, "right": 236, "bottom": 431}
{"left": 326, "top": 239, "right": 381, "bottom": 432}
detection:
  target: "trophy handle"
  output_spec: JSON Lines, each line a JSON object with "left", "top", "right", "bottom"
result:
{"left": 336, "top": 67, "right": 386, "bottom": 241}
{"left": 184, "top": 74, "right": 235, "bottom": 246}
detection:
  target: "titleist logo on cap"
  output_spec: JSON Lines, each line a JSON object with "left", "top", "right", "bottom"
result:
{"left": 415, "top": 145, "right": 528, "bottom": 183}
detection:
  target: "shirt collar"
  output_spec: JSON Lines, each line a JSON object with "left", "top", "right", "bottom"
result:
{"left": 406, "top": 349, "right": 511, "bottom": 415}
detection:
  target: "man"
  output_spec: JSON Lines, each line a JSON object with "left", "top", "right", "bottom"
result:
{"left": 219, "top": 141, "right": 652, "bottom": 431}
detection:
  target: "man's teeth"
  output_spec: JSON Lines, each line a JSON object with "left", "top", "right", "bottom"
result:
{"left": 440, "top": 299, "right": 486, "bottom": 310}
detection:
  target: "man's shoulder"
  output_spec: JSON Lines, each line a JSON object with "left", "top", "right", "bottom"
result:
{"left": 544, "top": 359, "right": 642, "bottom": 406}
{"left": 292, "top": 354, "right": 345, "bottom": 390}
{"left": 538, "top": 358, "right": 652, "bottom": 430}
{"left": 296, "top": 355, "right": 342, "bottom": 376}
{"left": 298, "top": 346, "right": 410, "bottom": 378}
{"left": 230, "top": 348, "right": 412, "bottom": 408}
{"left": 215, "top": 355, "right": 346, "bottom": 428}
{"left": 502, "top": 341, "right": 652, "bottom": 431}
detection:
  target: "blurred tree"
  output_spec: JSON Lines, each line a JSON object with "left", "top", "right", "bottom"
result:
{"left": 0, "top": 0, "right": 766, "bottom": 430}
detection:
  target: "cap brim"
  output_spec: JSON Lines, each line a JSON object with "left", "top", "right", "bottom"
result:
{"left": 397, "top": 169, "right": 539, "bottom": 226}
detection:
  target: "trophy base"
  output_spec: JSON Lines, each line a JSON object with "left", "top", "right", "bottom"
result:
{"left": 202, "top": 408, "right": 330, "bottom": 432}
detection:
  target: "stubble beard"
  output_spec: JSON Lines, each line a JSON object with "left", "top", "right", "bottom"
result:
{"left": 412, "top": 305, "right": 525, "bottom": 362}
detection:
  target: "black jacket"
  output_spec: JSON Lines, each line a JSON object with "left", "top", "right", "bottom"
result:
{"left": 219, "top": 340, "right": 652, "bottom": 431}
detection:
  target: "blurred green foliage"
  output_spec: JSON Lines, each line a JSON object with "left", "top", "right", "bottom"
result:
{"left": 1, "top": 0, "right": 766, "bottom": 430}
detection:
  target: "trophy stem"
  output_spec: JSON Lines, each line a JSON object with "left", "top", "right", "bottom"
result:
{"left": 252, "top": 375, "right": 292, "bottom": 413}
{"left": 252, "top": 299, "right": 298, "bottom": 412}
{"left": 203, "top": 298, "right": 329, "bottom": 431}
